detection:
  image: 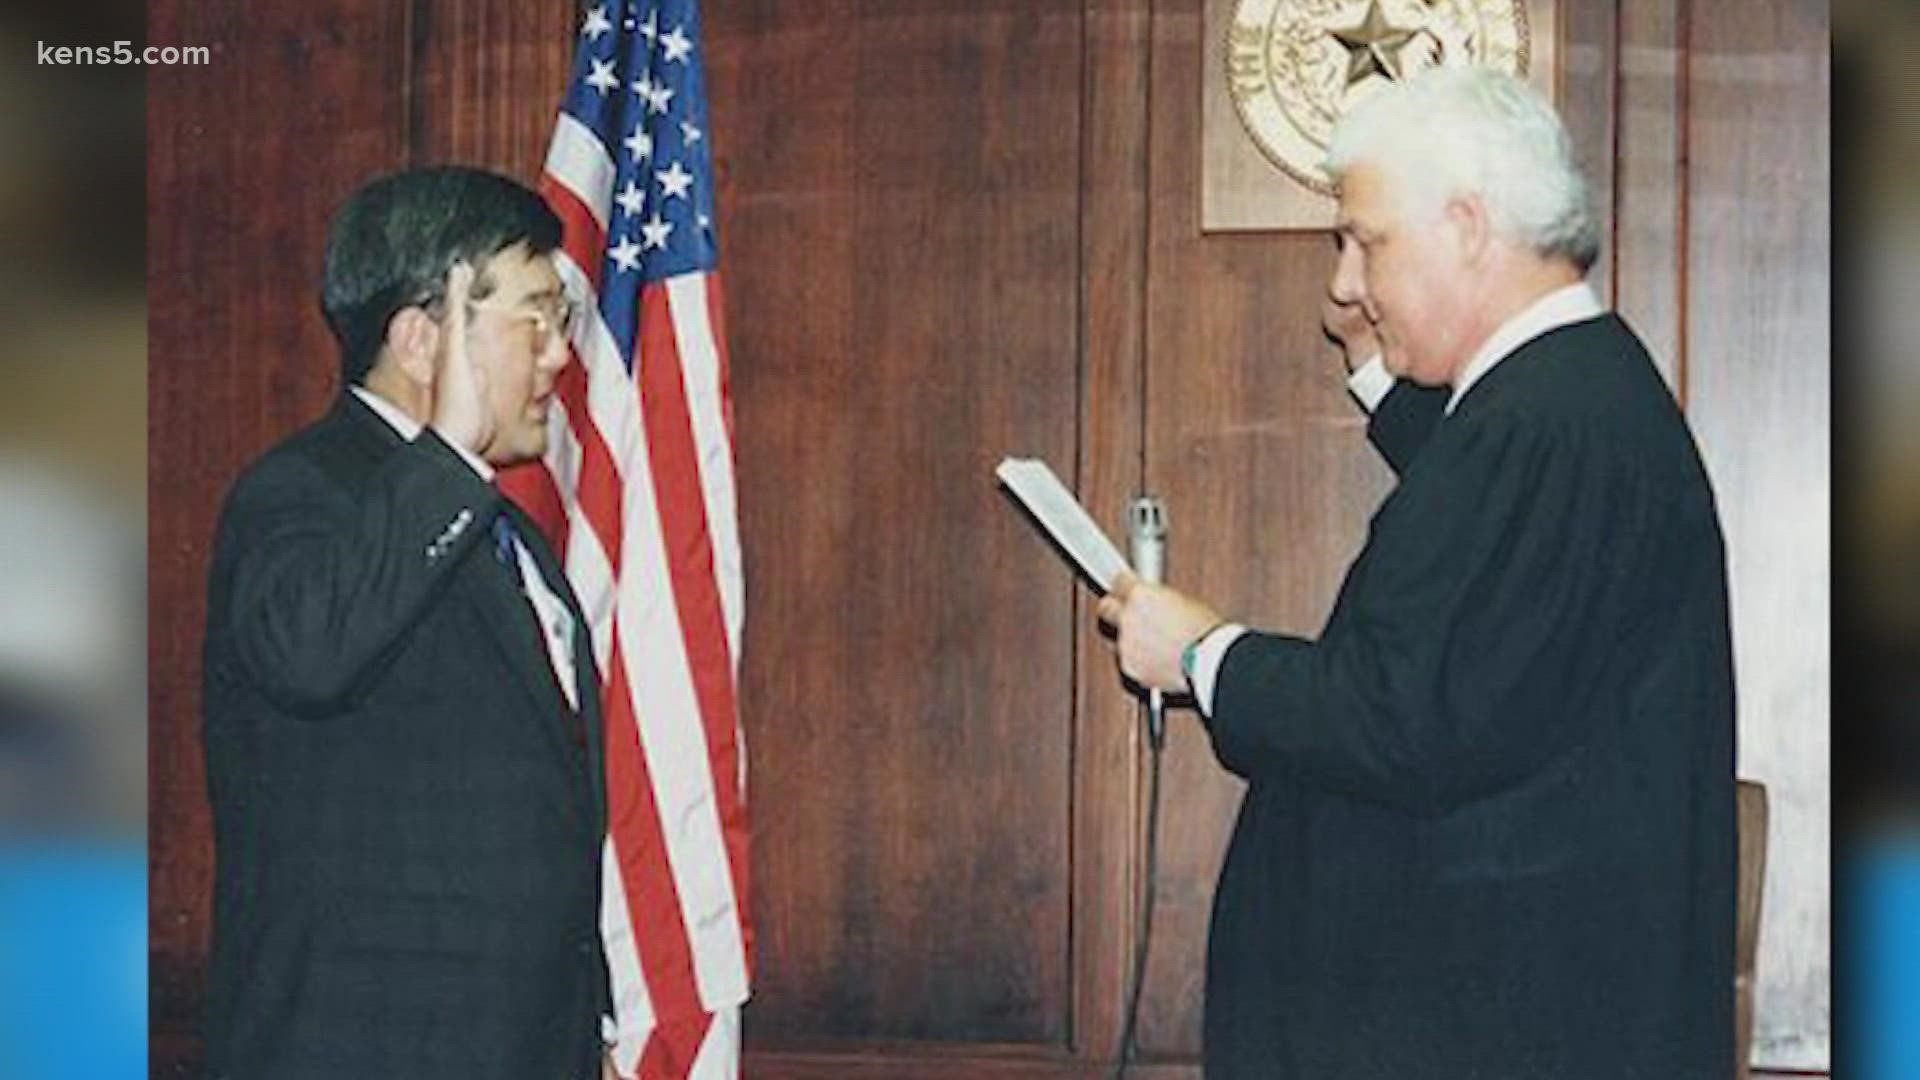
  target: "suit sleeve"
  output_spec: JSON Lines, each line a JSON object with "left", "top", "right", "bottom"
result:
{"left": 1366, "top": 381, "right": 1449, "bottom": 476}
{"left": 1208, "top": 408, "right": 1623, "bottom": 814}
{"left": 211, "top": 430, "right": 505, "bottom": 713}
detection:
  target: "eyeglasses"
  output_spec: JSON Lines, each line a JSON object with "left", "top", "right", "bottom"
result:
{"left": 465, "top": 295, "right": 582, "bottom": 348}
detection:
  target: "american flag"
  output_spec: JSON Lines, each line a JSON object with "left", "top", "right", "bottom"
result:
{"left": 501, "top": 0, "right": 749, "bottom": 1072}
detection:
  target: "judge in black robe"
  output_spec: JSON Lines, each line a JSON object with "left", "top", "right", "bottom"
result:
{"left": 1099, "top": 68, "right": 1735, "bottom": 1079}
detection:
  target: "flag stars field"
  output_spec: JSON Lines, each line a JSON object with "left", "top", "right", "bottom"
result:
{"left": 657, "top": 161, "right": 694, "bottom": 201}
{"left": 581, "top": 5, "right": 613, "bottom": 41}
{"left": 660, "top": 26, "right": 693, "bottom": 63}
{"left": 640, "top": 213, "right": 674, "bottom": 250}
{"left": 624, "top": 125, "right": 652, "bottom": 163}
{"left": 616, "top": 180, "right": 647, "bottom": 217}
{"left": 586, "top": 57, "right": 620, "bottom": 95}
{"left": 608, "top": 234, "right": 642, "bottom": 273}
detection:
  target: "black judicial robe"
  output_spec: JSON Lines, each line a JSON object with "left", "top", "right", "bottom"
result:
{"left": 1202, "top": 314, "right": 1736, "bottom": 1079}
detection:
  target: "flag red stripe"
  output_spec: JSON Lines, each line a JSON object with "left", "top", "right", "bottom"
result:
{"left": 497, "top": 456, "right": 570, "bottom": 556}
{"left": 635, "top": 283, "right": 751, "bottom": 934}
{"left": 638, "top": 1009, "right": 717, "bottom": 1080}
{"left": 538, "top": 174, "right": 607, "bottom": 296}
{"left": 552, "top": 359, "right": 625, "bottom": 576}
{"left": 602, "top": 625, "right": 707, "bottom": 1024}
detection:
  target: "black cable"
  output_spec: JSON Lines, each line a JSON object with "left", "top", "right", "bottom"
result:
{"left": 1117, "top": 0, "right": 1159, "bottom": 1061}
{"left": 1112, "top": 712, "right": 1166, "bottom": 1079}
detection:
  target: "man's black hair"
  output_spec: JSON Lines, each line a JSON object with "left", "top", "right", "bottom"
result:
{"left": 321, "top": 166, "right": 563, "bottom": 385}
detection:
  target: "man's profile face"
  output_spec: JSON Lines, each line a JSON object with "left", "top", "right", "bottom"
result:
{"left": 464, "top": 242, "right": 570, "bottom": 467}
{"left": 1328, "top": 162, "right": 1470, "bottom": 387}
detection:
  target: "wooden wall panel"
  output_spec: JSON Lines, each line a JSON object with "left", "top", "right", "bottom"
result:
{"left": 708, "top": 0, "right": 1087, "bottom": 1050}
{"left": 1072, "top": 0, "right": 1155, "bottom": 1062}
{"left": 406, "top": 0, "right": 576, "bottom": 172}
{"left": 1559, "top": 0, "right": 1619, "bottom": 308}
{"left": 147, "top": 0, "right": 410, "bottom": 1062}
{"left": 1614, "top": 0, "right": 1687, "bottom": 389}
{"left": 1684, "top": 0, "right": 1830, "bottom": 1068}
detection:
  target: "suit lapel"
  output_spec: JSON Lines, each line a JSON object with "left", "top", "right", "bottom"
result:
{"left": 499, "top": 500, "right": 607, "bottom": 832}
{"left": 338, "top": 390, "right": 603, "bottom": 831}
{"left": 337, "top": 394, "right": 551, "bottom": 714}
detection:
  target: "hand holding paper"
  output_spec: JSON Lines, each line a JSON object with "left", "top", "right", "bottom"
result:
{"left": 1097, "top": 575, "right": 1222, "bottom": 693}
{"left": 997, "top": 457, "right": 1219, "bottom": 693}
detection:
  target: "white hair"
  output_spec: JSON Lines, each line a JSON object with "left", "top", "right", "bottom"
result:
{"left": 1325, "top": 66, "right": 1599, "bottom": 271}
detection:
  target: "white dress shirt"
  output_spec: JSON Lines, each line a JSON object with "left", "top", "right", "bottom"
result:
{"left": 1188, "top": 283, "right": 1605, "bottom": 716}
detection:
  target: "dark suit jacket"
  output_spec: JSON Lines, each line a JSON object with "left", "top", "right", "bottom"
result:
{"left": 1202, "top": 315, "right": 1736, "bottom": 1079}
{"left": 200, "top": 394, "right": 610, "bottom": 1080}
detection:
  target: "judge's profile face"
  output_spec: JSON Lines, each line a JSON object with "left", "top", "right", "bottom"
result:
{"left": 1329, "top": 162, "right": 1473, "bottom": 387}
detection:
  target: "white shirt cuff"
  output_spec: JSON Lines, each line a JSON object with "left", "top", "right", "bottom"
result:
{"left": 1190, "top": 622, "right": 1249, "bottom": 718}
{"left": 1346, "top": 355, "right": 1393, "bottom": 413}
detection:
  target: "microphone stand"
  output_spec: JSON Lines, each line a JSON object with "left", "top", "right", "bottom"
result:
{"left": 1115, "top": 497, "right": 1167, "bottom": 1079}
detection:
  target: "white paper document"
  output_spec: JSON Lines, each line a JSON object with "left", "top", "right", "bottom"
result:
{"left": 995, "top": 457, "right": 1131, "bottom": 593}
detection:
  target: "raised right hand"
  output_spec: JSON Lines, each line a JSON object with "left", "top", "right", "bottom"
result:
{"left": 1321, "top": 294, "right": 1380, "bottom": 375}
{"left": 429, "top": 261, "right": 494, "bottom": 455}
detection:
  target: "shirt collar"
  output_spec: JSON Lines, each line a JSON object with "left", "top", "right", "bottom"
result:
{"left": 1446, "top": 282, "right": 1605, "bottom": 414}
{"left": 349, "top": 385, "right": 495, "bottom": 480}
{"left": 349, "top": 384, "right": 422, "bottom": 439}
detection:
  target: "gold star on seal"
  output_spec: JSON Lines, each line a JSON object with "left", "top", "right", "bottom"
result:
{"left": 1330, "top": 0, "right": 1420, "bottom": 87}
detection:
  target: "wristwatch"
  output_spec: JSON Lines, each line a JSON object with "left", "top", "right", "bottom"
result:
{"left": 1180, "top": 622, "right": 1226, "bottom": 694}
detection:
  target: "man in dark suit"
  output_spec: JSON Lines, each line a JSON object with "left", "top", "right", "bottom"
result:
{"left": 201, "top": 167, "right": 610, "bottom": 1079}
{"left": 1098, "top": 68, "right": 1735, "bottom": 1078}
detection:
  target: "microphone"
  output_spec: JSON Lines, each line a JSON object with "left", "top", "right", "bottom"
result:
{"left": 1127, "top": 496, "right": 1168, "bottom": 750}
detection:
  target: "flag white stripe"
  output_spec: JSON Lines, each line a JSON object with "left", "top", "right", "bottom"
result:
{"left": 688, "top": 1005, "right": 742, "bottom": 1080}
{"left": 560, "top": 251, "right": 742, "bottom": 1036}
{"left": 543, "top": 395, "right": 583, "bottom": 509}
{"left": 600, "top": 838, "right": 656, "bottom": 1059}
{"left": 609, "top": 365, "right": 749, "bottom": 1004}
{"left": 532, "top": 270, "right": 663, "bottom": 1042}
{"left": 565, "top": 506, "right": 618, "bottom": 676}
{"left": 573, "top": 274, "right": 750, "bottom": 1012}
{"left": 550, "top": 255, "right": 626, "bottom": 663}
{"left": 664, "top": 274, "right": 745, "bottom": 668}
{"left": 545, "top": 113, "right": 617, "bottom": 233}
{"left": 539, "top": 395, "right": 621, "bottom": 668}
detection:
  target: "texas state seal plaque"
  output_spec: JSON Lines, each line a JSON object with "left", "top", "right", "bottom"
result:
{"left": 1201, "top": 0, "right": 1558, "bottom": 230}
